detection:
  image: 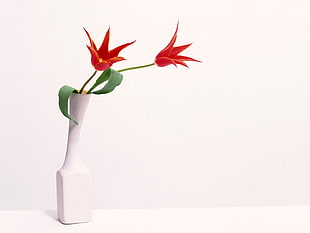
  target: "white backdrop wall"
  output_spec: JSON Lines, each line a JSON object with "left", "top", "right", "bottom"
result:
{"left": 0, "top": 0, "right": 310, "bottom": 210}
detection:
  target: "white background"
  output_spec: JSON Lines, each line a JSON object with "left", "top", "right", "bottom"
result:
{"left": 0, "top": 0, "right": 309, "bottom": 210}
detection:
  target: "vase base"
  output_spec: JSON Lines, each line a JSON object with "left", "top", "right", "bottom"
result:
{"left": 56, "top": 170, "right": 92, "bottom": 224}
{"left": 58, "top": 218, "right": 91, "bottom": 225}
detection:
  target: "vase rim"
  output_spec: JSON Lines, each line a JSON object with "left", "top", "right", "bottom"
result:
{"left": 74, "top": 90, "right": 90, "bottom": 95}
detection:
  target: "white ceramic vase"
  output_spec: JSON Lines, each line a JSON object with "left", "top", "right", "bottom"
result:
{"left": 56, "top": 93, "right": 92, "bottom": 224}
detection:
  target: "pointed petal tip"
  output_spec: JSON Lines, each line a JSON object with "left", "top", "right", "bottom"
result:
{"left": 175, "top": 21, "right": 179, "bottom": 34}
{"left": 106, "top": 26, "right": 111, "bottom": 33}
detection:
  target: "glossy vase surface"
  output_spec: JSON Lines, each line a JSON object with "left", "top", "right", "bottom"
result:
{"left": 56, "top": 93, "right": 92, "bottom": 224}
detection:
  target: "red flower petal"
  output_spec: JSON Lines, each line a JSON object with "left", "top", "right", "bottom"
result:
{"left": 84, "top": 28, "right": 97, "bottom": 50}
{"left": 107, "top": 56, "right": 126, "bottom": 63}
{"left": 170, "top": 44, "right": 192, "bottom": 57}
{"left": 98, "top": 27, "right": 110, "bottom": 59}
{"left": 94, "top": 62, "right": 111, "bottom": 71}
{"left": 108, "top": 40, "right": 136, "bottom": 58}
{"left": 175, "top": 55, "right": 201, "bottom": 62}
{"left": 155, "top": 57, "right": 177, "bottom": 67}
{"left": 86, "top": 45, "right": 100, "bottom": 67}
{"left": 174, "top": 59, "right": 189, "bottom": 68}
{"left": 157, "top": 22, "right": 179, "bottom": 57}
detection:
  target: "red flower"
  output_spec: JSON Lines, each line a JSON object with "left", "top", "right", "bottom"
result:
{"left": 155, "top": 23, "right": 200, "bottom": 68}
{"left": 84, "top": 27, "right": 135, "bottom": 71}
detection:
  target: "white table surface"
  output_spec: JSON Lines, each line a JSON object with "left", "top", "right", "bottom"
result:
{"left": 1, "top": 206, "right": 310, "bottom": 233}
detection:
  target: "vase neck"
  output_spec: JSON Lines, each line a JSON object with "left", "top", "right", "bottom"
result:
{"left": 69, "top": 93, "right": 91, "bottom": 126}
{"left": 62, "top": 93, "right": 91, "bottom": 170}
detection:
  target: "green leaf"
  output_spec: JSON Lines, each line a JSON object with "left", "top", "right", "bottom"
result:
{"left": 58, "top": 85, "right": 78, "bottom": 125}
{"left": 87, "top": 68, "right": 111, "bottom": 93}
{"left": 92, "top": 69, "right": 123, "bottom": 95}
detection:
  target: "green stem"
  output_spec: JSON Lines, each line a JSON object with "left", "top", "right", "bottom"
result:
{"left": 79, "top": 70, "right": 97, "bottom": 94}
{"left": 117, "top": 63, "right": 155, "bottom": 73}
